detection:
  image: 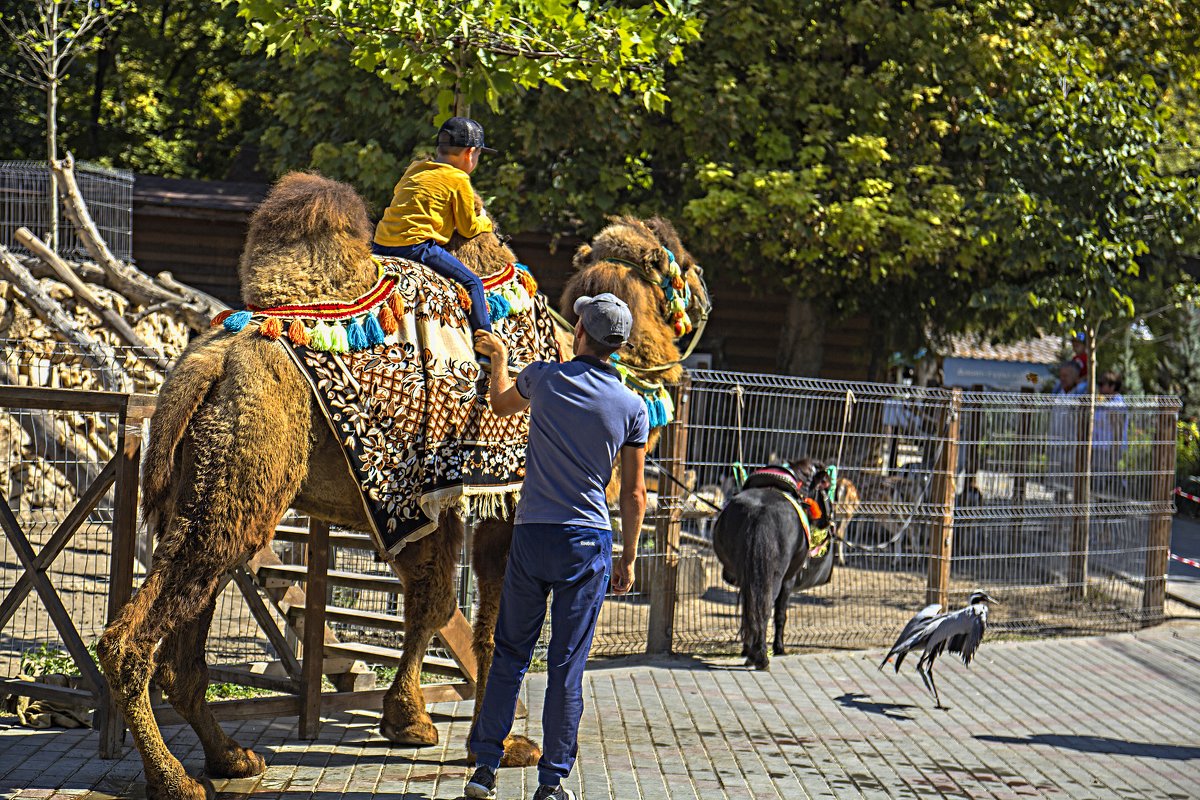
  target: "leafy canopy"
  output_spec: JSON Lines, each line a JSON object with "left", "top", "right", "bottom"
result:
{"left": 232, "top": 0, "right": 702, "bottom": 116}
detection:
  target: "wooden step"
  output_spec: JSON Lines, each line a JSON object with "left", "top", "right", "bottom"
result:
{"left": 324, "top": 642, "right": 463, "bottom": 678}
{"left": 256, "top": 563, "right": 403, "bottom": 594}
{"left": 273, "top": 525, "right": 376, "bottom": 551}
{"left": 289, "top": 604, "right": 406, "bottom": 632}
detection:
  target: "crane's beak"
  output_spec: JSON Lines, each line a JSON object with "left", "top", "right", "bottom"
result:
{"left": 983, "top": 594, "right": 1000, "bottom": 604}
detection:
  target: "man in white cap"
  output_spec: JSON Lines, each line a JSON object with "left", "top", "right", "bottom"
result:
{"left": 466, "top": 293, "right": 649, "bottom": 800}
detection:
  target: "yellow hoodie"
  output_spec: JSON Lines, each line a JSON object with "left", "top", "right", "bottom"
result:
{"left": 373, "top": 159, "right": 494, "bottom": 247}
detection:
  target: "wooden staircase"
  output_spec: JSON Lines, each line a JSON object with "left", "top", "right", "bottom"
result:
{"left": 218, "top": 518, "right": 485, "bottom": 736}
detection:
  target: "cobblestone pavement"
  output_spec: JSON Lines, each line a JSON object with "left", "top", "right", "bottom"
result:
{"left": 2, "top": 622, "right": 1198, "bottom": 799}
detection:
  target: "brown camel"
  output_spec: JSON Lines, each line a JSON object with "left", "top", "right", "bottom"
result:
{"left": 96, "top": 173, "right": 709, "bottom": 800}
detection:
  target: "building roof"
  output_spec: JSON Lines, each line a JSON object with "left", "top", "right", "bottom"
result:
{"left": 943, "top": 332, "right": 1065, "bottom": 365}
{"left": 133, "top": 175, "right": 268, "bottom": 217}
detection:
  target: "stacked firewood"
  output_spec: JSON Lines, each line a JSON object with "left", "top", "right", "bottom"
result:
{"left": 0, "top": 155, "right": 229, "bottom": 512}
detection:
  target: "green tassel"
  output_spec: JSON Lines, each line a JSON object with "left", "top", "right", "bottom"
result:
{"left": 309, "top": 321, "right": 333, "bottom": 351}
{"left": 328, "top": 323, "right": 350, "bottom": 353}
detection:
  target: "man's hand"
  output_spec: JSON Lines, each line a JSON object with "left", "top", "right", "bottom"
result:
{"left": 474, "top": 330, "right": 507, "bottom": 361}
{"left": 612, "top": 553, "right": 635, "bottom": 594}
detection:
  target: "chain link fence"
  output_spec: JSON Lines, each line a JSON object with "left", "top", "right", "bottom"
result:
{"left": 587, "top": 371, "right": 1179, "bottom": 656}
{"left": 0, "top": 161, "right": 133, "bottom": 263}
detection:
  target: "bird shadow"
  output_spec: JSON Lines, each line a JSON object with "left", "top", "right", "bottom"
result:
{"left": 834, "top": 692, "right": 916, "bottom": 721}
{"left": 976, "top": 734, "right": 1200, "bottom": 760}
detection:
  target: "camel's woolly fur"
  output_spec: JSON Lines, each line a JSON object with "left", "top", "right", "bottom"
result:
{"left": 239, "top": 171, "right": 377, "bottom": 309}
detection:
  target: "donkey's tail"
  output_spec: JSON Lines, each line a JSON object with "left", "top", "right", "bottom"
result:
{"left": 737, "top": 509, "right": 777, "bottom": 670}
{"left": 141, "top": 330, "right": 228, "bottom": 537}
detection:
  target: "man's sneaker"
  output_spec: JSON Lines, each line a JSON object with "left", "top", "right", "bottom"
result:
{"left": 531, "top": 785, "right": 576, "bottom": 800}
{"left": 464, "top": 765, "right": 497, "bottom": 799}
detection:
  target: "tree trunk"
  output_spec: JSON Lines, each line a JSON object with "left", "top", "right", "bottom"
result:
{"left": 777, "top": 294, "right": 826, "bottom": 376}
{"left": 47, "top": 81, "right": 59, "bottom": 252}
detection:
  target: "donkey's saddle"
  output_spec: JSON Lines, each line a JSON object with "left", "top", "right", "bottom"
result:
{"left": 742, "top": 466, "right": 803, "bottom": 497}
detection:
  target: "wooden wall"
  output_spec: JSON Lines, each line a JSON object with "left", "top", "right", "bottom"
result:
{"left": 131, "top": 176, "right": 872, "bottom": 378}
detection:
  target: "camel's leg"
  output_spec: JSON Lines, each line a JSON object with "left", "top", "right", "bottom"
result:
{"left": 155, "top": 593, "right": 265, "bottom": 779}
{"left": 380, "top": 511, "right": 464, "bottom": 746}
{"left": 98, "top": 563, "right": 223, "bottom": 800}
{"left": 467, "top": 518, "right": 541, "bottom": 768}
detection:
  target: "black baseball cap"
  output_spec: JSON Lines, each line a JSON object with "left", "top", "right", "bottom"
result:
{"left": 436, "top": 117, "right": 497, "bottom": 154}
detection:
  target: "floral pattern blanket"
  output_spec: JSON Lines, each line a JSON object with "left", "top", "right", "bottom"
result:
{"left": 282, "top": 257, "right": 562, "bottom": 553}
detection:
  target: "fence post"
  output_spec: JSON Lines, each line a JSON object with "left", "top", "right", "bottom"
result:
{"left": 299, "top": 518, "right": 330, "bottom": 738}
{"left": 98, "top": 398, "right": 146, "bottom": 757}
{"left": 1069, "top": 402, "right": 1091, "bottom": 599}
{"left": 647, "top": 376, "right": 692, "bottom": 655}
{"left": 926, "top": 389, "right": 961, "bottom": 608}
{"left": 1142, "top": 408, "right": 1175, "bottom": 622}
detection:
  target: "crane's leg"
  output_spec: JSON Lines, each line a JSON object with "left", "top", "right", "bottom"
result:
{"left": 915, "top": 657, "right": 935, "bottom": 703}
{"left": 925, "top": 659, "right": 944, "bottom": 709}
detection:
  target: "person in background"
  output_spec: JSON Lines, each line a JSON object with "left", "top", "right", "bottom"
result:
{"left": 1094, "top": 370, "right": 1129, "bottom": 496}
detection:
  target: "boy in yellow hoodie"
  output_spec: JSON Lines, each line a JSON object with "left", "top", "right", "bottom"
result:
{"left": 373, "top": 117, "right": 496, "bottom": 362}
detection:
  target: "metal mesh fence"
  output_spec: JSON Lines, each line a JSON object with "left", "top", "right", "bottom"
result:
{"left": 0, "top": 161, "right": 133, "bottom": 263}
{"left": 588, "top": 371, "right": 1180, "bottom": 656}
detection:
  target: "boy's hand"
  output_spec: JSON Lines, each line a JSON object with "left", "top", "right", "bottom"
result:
{"left": 474, "top": 330, "right": 508, "bottom": 361}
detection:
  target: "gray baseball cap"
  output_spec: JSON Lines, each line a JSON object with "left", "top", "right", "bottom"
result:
{"left": 573, "top": 293, "right": 633, "bottom": 346}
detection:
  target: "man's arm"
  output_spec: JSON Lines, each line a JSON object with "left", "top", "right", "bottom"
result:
{"left": 611, "top": 444, "right": 647, "bottom": 594}
{"left": 474, "top": 331, "right": 529, "bottom": 417}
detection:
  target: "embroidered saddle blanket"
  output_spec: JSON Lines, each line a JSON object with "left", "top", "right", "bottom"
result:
{"left": 217, "top": 256, "right": 562, "bottom": 553}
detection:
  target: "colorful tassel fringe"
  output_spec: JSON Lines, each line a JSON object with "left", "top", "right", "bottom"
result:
{"left": 223, "top": 310, "right": 253, "bottom": 333}
{"left": 259, "top": 317, "right": 283, "bottom": 339}
{"left": 309, "top": 321, "right": 333, "bottom": 351}
{"left": 288, "top": 318, "right": 310, "bottom": 346}
{"left": 378, "top": 304, "right": 398, "bottom": 334}
{"left": 363, "top": 313, "right": 387, "bottom": 345}
{"left": 346, "top": 319, "right": 368, "bottom": 350}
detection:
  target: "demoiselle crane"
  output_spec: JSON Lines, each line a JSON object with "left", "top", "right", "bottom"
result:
{"left": 879, "top": 590, "right": 998, "bottom": 708}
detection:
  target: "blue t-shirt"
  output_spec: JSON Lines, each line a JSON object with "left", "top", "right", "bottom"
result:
{"left": 514, "top": 355, "right": 650, "bottom": 529}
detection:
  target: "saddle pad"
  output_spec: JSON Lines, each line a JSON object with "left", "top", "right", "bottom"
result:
{"left": 284, "top": 258, "right": 562, "bottom": 553}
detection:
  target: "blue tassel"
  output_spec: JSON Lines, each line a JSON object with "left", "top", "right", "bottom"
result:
{"left": 223, "top": 310, "right": 253, "bottom": 333}
{"left": 363, "top": 312, "right": 387, "bottom": 346}
{"left": 488, "top": 294, "right": 511, "bottom": 321}
{"left": 346, "top": 318, "right": 369, "bottom": 351}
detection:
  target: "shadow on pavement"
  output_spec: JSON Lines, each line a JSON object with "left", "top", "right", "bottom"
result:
{"left": 976, "top": 733, "right": 1200, "bottom": 760}
{"left": 833, "top": 692, "right": 916, "bottom": 721}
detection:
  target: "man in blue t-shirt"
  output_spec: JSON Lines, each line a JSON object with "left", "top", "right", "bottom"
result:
{"left": 465, "top": 293, "right": 649, "bottom": 800}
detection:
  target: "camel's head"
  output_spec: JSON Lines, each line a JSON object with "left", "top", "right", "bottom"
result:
{"left": 561, "top": 216, "right": 711, "bottom": 383}
{"left": 239, "top": 172, "right": 376, "bottom": 309}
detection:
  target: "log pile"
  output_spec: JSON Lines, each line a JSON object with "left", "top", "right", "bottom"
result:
{"left": 0, "top": 155, "right": 231, "bottom": 515}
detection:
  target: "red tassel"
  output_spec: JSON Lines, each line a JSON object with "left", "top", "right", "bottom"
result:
{"left": 671, "top": 276, "right": 685, "bottom": 291}
{"left": 378, "top": 304, "right": 398, "bottom": 334}
{"left": 287, "top": 319, "right": 310, "bottom": 346}
{"left": 259, "top": 317, "right": 283, "bottom": 339}
{"left": 211, "top": 310, "right": 233, "bottom": 328}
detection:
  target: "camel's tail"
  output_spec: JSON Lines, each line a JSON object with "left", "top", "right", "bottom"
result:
{"left": 141, "top": 330, "right": 228, "bottom": 536}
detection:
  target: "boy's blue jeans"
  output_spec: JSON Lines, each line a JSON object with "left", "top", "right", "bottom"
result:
{"left": 468, "top": 523, "right": 612, "bottom": 787}
{"left": 371, "top": 240, "right": 493, "bottom": 333}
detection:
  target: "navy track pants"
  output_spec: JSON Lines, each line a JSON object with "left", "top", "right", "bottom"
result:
{"left": 468, "top": 523, "right": 611, "bottom": 786}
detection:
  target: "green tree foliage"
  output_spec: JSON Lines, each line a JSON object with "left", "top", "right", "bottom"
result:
{"left": 233, "top": 0, "right": 702, "bottom": 117}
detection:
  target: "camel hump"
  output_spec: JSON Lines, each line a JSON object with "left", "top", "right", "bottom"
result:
{"left": 239, "top": 171, "right": 378, "bottom": 310}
